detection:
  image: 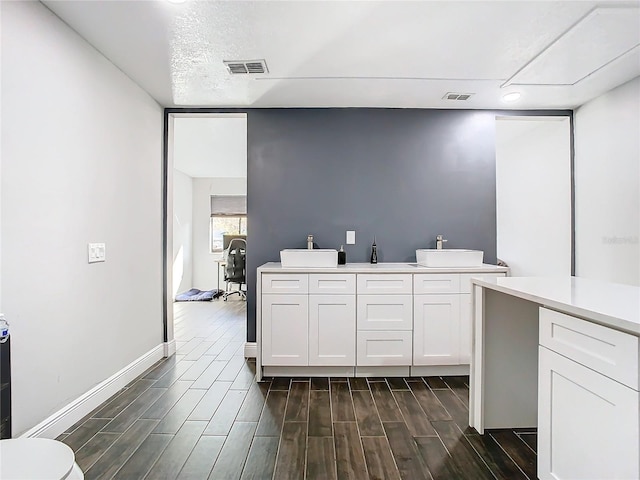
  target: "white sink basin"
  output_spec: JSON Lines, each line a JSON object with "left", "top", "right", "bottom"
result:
{"left": 416, "top": 249, "right": 484, "bottom": 267}
{"left": 280, "top": 249, "right": 338, "bottom": 268}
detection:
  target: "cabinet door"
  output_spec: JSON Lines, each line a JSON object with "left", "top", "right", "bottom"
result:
{"left": 413, "top": 294, "right": 461, "bottom": 365}
{"left": 262, "top": 295, "right": 309, "bottom": 366}
{"left": 309, "top": 295, "right": 356, "bottom": 366}
{"left": 538, "top": 347, "right": 640, "bottom": 480}
{"left": 357, "top": 295, "right": 413, "bottom": 330}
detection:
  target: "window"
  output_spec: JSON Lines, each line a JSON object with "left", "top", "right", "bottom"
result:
{"left": 210, "top": 195, "right": 247, "bottom": 253}
{"left": 210, "top": 216, "right": 247, "bottom": 252}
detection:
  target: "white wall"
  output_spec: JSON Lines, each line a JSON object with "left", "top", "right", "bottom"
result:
{"left": 172, "top": 169, "right": 193, "bottom": 296}
{"left": 192, "top": 177, "right": 246, "bottom": 290}
{"left": 173, "top": 116, "right": 247, "bottom": 178}
{"left": 1, "top": 2, "right": 163, "bottom": 435}
{"left": 496, "top": 117, "right": 572, "bottom": 277}
{"left": 574, "top": 77, "right": 640, "bottom": 286}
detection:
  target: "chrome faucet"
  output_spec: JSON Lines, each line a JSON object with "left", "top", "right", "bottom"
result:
{"left": 436, "top": 235, "right": 448, "bottom": 250}
{"left": 307, "top": 234, "right": 314, "bottom": 250}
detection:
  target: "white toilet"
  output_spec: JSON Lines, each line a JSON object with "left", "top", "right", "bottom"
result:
{"left": 0, "top": 438, "right": 84, "bottom": 479}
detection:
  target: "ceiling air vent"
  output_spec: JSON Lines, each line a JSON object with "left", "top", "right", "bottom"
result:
{"left": 224, "top": 59, "right": 269, "bottom": 75}
{"left": 443, "top": 92, "right": 474, "bottom": 101}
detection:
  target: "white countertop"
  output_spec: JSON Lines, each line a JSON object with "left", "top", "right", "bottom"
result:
{"left": 257, "top": 262, "right": 509, "bottom": 274}
{"left": 472, "top": 276, "right": 640, "bottom": 336}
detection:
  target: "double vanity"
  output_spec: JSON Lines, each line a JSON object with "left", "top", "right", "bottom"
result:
{"left": 255, "top": 259, "right": 507, "bottom": 380}
{"left": 256, "top": 250, "right": 640, "bottom": 479}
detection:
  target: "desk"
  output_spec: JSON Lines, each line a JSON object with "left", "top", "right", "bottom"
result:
{"left": 470, "top": 276, "right": 639, "bottom": 480}
{"left": 215, "top": 260, "right": 226, "bottom": 292}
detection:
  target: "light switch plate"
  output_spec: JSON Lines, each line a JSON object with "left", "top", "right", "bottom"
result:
{"left": 346, "top": 231, "right": 356, "bottom": 245}
{"left": 88, "top": 243, "right": 106, "bottom": 263}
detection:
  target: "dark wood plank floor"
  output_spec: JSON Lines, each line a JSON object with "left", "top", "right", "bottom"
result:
{"left": 57, "top": 300, "right": 537, "bottom": 479}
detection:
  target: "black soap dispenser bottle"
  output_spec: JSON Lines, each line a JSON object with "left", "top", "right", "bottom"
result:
{"left": 370, "top": 237, "right": 378, "bottom": 264}
{"left": 338, "top": 245, "right": 346, "bottom": 265}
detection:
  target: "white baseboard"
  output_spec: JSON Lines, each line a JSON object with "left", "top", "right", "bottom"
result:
{"left": 244, "top": 342, "right": 257, "bottom": 358}
{"left": 164, "top": 339, "right": 176, "bottom": 357}
{"left": 21, "top": 344, "right": 164, "bottom": 439}
{"left": 355, "top": 366, "right": 411, "bottom": 377}
{"left": 410, "top": 364, "right": 470, "bottom": 376}
{"left": 259, "top": 364, "right": 470, "bottom": 378}
{"left": 264, "top": 366, "right": 355, "bottom": 377}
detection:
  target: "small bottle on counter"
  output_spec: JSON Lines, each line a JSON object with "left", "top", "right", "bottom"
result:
{"left": 370, "top": 237, "right": 378, "bottom": 264}
{"left": 338, "top": 245, "right": 346, "bottom": 265}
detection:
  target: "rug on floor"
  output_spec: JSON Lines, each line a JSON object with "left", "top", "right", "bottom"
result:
{"left": 175, "top": 288, "right": 223, "bottom": 301}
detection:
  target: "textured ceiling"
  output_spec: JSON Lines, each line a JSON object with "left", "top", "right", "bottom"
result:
{"left": 44, "top": 0, "right": 640, "bottom": 109}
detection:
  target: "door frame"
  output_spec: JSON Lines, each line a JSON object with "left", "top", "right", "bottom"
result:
{"left": 162, "top": 111, "right": 248, "bottom": 355}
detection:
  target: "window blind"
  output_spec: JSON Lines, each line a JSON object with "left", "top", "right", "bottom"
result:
{"left": 210, "top": 195, "right": 247, "bottom": 216}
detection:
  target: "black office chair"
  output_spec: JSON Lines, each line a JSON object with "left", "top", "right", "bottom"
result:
{"left": 223, "top": 238, "right": 246, "bottom": 301}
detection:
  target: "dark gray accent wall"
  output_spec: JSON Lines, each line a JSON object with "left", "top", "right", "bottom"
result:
{"left": 246, "top": 109, "right": 497, "bottom": 342}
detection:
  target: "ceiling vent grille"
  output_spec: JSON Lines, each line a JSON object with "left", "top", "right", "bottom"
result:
{"left": 224, "top": 59, "right": 269, "bottom": 75}
{"left": 443, "top": 92, "right": 474, "bottom": 101}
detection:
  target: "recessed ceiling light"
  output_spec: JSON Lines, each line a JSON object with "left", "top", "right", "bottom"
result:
{"left": 167, "top": 0, "right": 186, "bottom": 4}
{"left": 502, "top": 92, "right": 521, "bottom": 103}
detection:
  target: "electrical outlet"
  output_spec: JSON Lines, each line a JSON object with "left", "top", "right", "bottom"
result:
{"left": 88, "top": 243, "right": 106, "bottom": 263}
{"left": 346, "top": 231, "right": 356, "bottom": 245}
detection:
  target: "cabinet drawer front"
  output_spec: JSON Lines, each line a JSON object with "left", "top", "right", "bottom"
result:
{"left": 538, "top": 347, "right": 640, "bottom": 480}
{"left": 309, "top": 274, "right": 356, "bottom": 295}
{"left": 459, "top": 272, "right": 507, "bottom": 294}
{"left": 357, "top": 274, "right": 412, "bottom": 294}
{"left": 413, "top": 274, "right": 460, "bottom": 294}
{"left": 357, "top": 295, "right": 413, "bottom": 331}
{"left": 261, "top": 274, "right": 308, "bottom": 294}
{"left": 357, "top": 331, "right": 412, "bottom": 366}
{"left": 540, "top": 307, "right": 639, "bottom": 390}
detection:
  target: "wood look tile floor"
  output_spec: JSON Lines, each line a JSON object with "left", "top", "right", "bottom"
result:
{"left": 58, "top": 300, "right": 538, "bottom": 480}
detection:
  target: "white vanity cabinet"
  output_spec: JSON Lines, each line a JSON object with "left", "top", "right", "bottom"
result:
{"left": 308, "top": 274, "right": 356, "bottom": 366}
{"left": 413, "top": 274, "right": 461, "bottom": 365}
{"left": 538, "top": 308, "right": 640, "bottom": 480}
{"left": 258, "top": 263, "right": 509, "bottom": 379}
{"left": 356, "top": 274, "right": 413, "bottom": 366}
{"left": 262, "top": 273, "right": 356, "bottom": 367}
{"left": 413, "top": 293, "right": 461, "bottom": 365}
{"left": 413, "top": 272, "right": 506, "bottom": 366}
{"left": 261, "top": 274, "right": 309, "bottom": 366}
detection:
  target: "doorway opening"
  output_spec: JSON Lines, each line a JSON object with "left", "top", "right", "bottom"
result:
{"left": 164, "top": 113, "right": 248, "bottom": 355}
